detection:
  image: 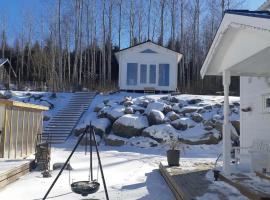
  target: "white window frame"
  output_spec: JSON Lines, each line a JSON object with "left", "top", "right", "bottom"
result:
{"left": 262, "top": 93, "right": 270, "bottom": 113}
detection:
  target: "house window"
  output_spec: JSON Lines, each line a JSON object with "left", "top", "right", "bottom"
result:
{"left": 159, "top": 64, "right": 170, "bottom": 86}
{"left": 262, "top": 94, "right": 270, "bottom": 113}
{"left": 127, "top": 63, "right": 138, "bottom": 85}
{"left": 140, "top": 64, "right": 147, "bottom": 84}
{"left": 140, "top": 49, "right": 157, "bottom": 53}
{"left": 149, "top": 64, "right": 156, "bottom": 84}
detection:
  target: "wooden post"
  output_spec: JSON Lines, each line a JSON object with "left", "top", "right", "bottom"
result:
{"left": 27, "top": 111, "right": 30, "bottom": 155}
{"left": 0, "top": 106, "right": 8, "bottom": 158}
{"left": 15, "top": 109, "right": 19, "bottom": 158}
{"left": 8, "top": 108, "right": 13, "bottom": 158}
{"left": 21, "top": 110, "right": 25, "bottom": 157}
{"left": 223, "top": 70, "right": 231, "bottom": 175}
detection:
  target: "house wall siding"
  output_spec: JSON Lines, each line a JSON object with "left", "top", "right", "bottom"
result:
{"left": 240, "top": 76, "right": 270, "bottom": 151}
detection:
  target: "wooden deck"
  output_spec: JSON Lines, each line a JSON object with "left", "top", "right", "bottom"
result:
{"left": 219, "top": 172, "right": 270, "bottom": 200}
{"left": 159, "top": 162, "right": 213, "bottom": 200}
{"left": 0, "top": 159, "right": 33, "bottom": 189}
{"left": 159, "top": 162, "right": 252, "bottom": 200}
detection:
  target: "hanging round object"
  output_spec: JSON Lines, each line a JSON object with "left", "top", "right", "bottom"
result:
{"left": 71, "top": 181, "right": 100, "bottom": 196}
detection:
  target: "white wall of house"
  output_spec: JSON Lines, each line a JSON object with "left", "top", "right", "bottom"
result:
{"left": 116, "top": 42, "right": 182, "bottom": 91}
{"left": 240, "top": 76, "right": 270, "bottom": 152}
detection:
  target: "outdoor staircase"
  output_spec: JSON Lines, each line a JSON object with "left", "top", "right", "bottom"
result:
{"left": 42, "top": 92, "right": 96, "bottom": 144}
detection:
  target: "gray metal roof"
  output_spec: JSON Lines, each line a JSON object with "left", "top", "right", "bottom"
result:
{"left": 0, "top": 58, "right": 17, "bottom": 78}
{"left": 0, "top": 58, "right": 9, "bottom": 67}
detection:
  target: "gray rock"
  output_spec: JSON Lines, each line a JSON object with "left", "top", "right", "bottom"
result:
{"left": 166, "top": 111, "right": 179, "bottom": 121}
{"left": 188, "top": 99, "right": 202, "bottom": 105}
{"left": 112, "top": 114, "right": 148, "bottom": 138}
{"left": 163, "top": 105, "right": 173, "bottom": 114}
{"left": 104, "top": 136, "right": 126, "bottom": 146}
{"left": 94, "top": 103, "right": 105, "bottom": 112}
{"left": 130, "top": 105, "right": 145, "bottom": 113}
{"left": 43, "top": 115, "right": 50, "bottom": 121}
{"left": 138, "top": 99, "right": 149, "bottom": 108}
{"left": 204, "top": 126, "right": 214, "bottom": 131}
{"left": 145, "top": 102, "right": 166, "bottom": 114}
{"left": 214, "top": 121, "right": 223, "bottom": 132}
{"left": 231, "top": 120, "right": 240, "bottom": 135}
{"left": 180, "top": 132, "right": 220, "bottom": 145}
{"left": 92, "top": 118, "right": 111, "bottom": 136}
{"left": 191, "top": 113, "right": 203, "bottom": 123}
{"left": 179, "top": 107, "right": 197, "bottom": 114}
{"left": 170, "top": 119, "right": 188, "bottom": 131}
{"left": 148, "top": 110, "right": 165, "bottom": 125}
{"left": 53, "top": 163, "right": 73, "bottom": 170}
{"left": 123, "top": 100, "right": 133, "bottom": 107}
{"left": 142, "top": 124, "right": 178, "bottom": 143}
{"left": 124, "top": 107, "right": 134, "bottom": 114}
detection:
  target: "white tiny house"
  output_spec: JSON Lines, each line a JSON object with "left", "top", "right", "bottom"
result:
{"left": 115, "top": 41, "right": 183, "bottom": 91}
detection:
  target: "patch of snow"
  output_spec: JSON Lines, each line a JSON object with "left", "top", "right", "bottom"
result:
{"left": 115, "top": 114, "right": 149, "bottom": 129}
{"left": 143, "top": 124, "right": 180, "bottom": 141}
{"left": 92, "top": 118, "right": 111, "bottom": 132}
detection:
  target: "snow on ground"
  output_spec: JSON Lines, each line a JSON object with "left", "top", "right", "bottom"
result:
{"left": 0, "top": 137, "right": 223, "bottom": 200}
{"left": 0, "top": 90, "right": 73, "bottom": 126}
{"left": 0, "top": 91, "right": 245, "bottom": 199}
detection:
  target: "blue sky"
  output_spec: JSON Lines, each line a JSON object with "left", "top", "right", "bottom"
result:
{"left": 0, "top": 0, "right": 267, "bottom": 46}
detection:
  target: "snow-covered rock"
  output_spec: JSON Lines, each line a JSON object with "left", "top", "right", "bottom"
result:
{"left": 163, "top": 105, "right": 173, "bottom": 114}
{"left": 112, "top": 114, "right": 149, "bottom": 138}
{"left": 94, "top": 103, "right": 105, "bottom": 112}
{"left": 191, "top": 113, "right": 203, "bottom": 123}
{"left": 106, "top": 106, "right": 125, "bottom": 122}
{"left": 124, "top": 107, "right": 134, "bottom": 114}
{"left": 166, "top": 111, "right": 179, "bottom": 121}
{"left": 180, "top": 132, "right": 220, "bottom": 145}
{"left": 123, "top": 100, "right": 133, "bottom": 107}
{"left": 142, "top": 124, "right": 179, "bottom": 143}
{"left": 97, "top": 106, "right": 111, "bottom": 118}
{"left": 172, "top": 103, "right": 182, "bottom": 113}
{"left": 129, "top": 136, "right": 159, "bottom": 148}
{"left": 145, "top": 102, "right": 166, "bottom": 114}
{"left": 91, "top": 118, "right": 111, "bottom": 136}
{"left": 79, "top": 134, "right": 101, "bottom": 146}
{"left": 179, "top": 106, "right": 198, "bottom": 114}
{"left": 147, "top": 110, "right": 165, "bottom": 125}
{"left": 170, "top": 119, "right": 188, "bottom": 130}
{"left": 187, "top": 98, "right": 202, "bottom": 105}
{"left": 104, "top": 134, "right": 126, "bottom": 146}
{"left": 130, "top": 105, "right": 145, "bottom": 113}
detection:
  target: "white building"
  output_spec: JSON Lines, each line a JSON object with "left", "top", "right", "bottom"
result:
{"left": 201, "top": 9, "right": 270, "bottom": 174}
{"left": 115, "top": 40, "right": 183, "bottom": 92}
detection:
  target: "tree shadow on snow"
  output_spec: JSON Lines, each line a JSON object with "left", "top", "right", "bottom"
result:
{"left": 121, "top": 169, "right": 174, "bottom": 200}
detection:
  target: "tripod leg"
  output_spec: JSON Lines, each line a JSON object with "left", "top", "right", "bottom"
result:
{"left": 92, "top": 128, "right": 109, "bottom": 200}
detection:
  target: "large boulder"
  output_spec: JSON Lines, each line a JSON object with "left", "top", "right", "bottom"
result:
{"left": 112, "top": 114, "right": 149, "bottom": 138}
{"left": 145, "top": 102, "right": 166, "bottom": 114}
{"left": 106, "top": 106, "right": 125, "bottom": 122}
{"left": 130, "top": 105, "right": 145, "bottom": 113}
{"left": 94, "top": 103, "right": 105, "bottom": 112}
{"left": 163, "top": 105, "right": 173, "bottom": 114}
{"left": 129, "top": 137, "right": 159, "bottom": 148}
{"left": 172, "top": 103, "right": 182, "bottom": 113}
{"left": 97, "top": 106, "right": 111, "bottom": 118}
{"left": 170, "top": 119, "right": 188, "bottom": 131}
{"left": 180, "top": 132, "right": 220, "bottom": 145}
{"left": 137, "top": 99, "right": 150, "bottom": 108}
{"left": 147, "top": 110, "right": 165, "bottom": 125}
{"left": 123, "top": 100, "right": 133, "bottom": 107}
{"left": 231, "top": 120, "right": 240, "bottom": 135}
{"left": 179, "top": 107, "right": 198, "bottom": 115}
{"left": 166, "top": 111, "right": 180, "bottom": 121}
{"left": 142, "top": 124, "right": 179, "bottom": 143}
{"left": 91, "top": 118, "right": 111, "bottom": 136}
{"left": 191, "top": 113, "right": 203, "bottom": 123}
{"left": 187, "top": 99, "right": 202, "bottom": 105}
{"left": 104, "top": 135, "right": 126, "bottom": 146}
{"left": 124, "top": 107, "right": 134, "bottom": 114}
{"left": 79, "top": 134, "right": 101, "bottom": 146}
